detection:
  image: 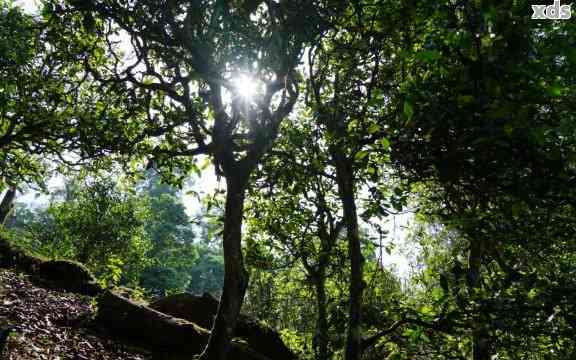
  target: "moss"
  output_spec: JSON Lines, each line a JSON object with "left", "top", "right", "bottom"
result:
{"left": 149, "top": 292, "right": 297, "bottom": 360}
{"left": 33, "top": 259, "right": 102, "bottom": 296}
{"left": 0, "top": 231, "right": 44, "bottom": 273}
{"left": 0, "top": 231, "right": 102, "bottom": 296}
{"left": 111, "top": 286, "right": 148, "bottom": 305}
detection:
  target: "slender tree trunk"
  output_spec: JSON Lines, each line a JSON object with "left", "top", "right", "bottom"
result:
{"left": 472, "top": 327, "right": 490, "bottom": 360}
{"left": 468, "top": 241, "right": 490, "bottom": 360}
{"left": 313, "top": 273, "right": 330, "bottom": 360}
{"left": 199, "top": 175, "right": 249, "bottom": 360}
{"left": 0, "top": 187, "right": 16, "bottom": 225}
{"left": 332, "top": 152, "right": 363, "bottom": 360}
{"left": 342, "top": 185, "right": 363, "bottom": 360}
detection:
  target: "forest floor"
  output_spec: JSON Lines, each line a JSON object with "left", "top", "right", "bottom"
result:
{"left": 0, "top": 268, "right": 152, "bottom": 360}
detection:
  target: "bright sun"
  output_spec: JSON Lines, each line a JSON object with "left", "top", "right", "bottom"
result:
{"left": 232, "top": 74, "right": 259, "bottom": 100}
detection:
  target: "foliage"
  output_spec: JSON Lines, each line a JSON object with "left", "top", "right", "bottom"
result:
{"left": 384, "top": 1, "right": 576, "bottom": 358}
{"left": 136, "top": 172, "right": 198, "bottom": 295}
{"left": 0, "top": 1, "right": 129, "bottom": 190}
{"left": 40, "top": 1, "right": 346, "bottom": 355}
{"left": 12, "top": 175, "right": 152, "bottom": 287}
{"left": 11, "top": 172, "right": 226, "bottom": 296}
{"left": 2, "top": 0, "right": 576, "bottom": 359}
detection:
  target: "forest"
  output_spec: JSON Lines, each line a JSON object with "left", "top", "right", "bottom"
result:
{"left": 0, "top": 0, "right": 575, "bottom": 359}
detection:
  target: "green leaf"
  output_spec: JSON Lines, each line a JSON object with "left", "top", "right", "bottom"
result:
{"left": 416, "top": 50, "right": 441, "bottom": 63}
{"left": 355, "top": 150, "right": 369, "bottom": 161}
{"left": 547, "top": 84, "right": 563, "bottom": 97}
{"left": 431, "top": 287, "right": 444, "bottom": 301}
{"left": 457, "top": 95, "right": 474, "bottom": 106}
{"left": 503, "top": 124, "right": 514, "bottom": 137}
{"left": 368, "top": 123, "right": 381, "bottom": 134}
{"left": 403, "top": 100, "right": 414, "bottom": 122}
{"left": 418, "top": 305, "right": 435, "bottom": 316}
{"left": 377, "top": 138, "right": 391, "bottom": 150}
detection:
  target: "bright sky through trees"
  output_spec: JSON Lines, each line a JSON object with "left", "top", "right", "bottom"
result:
{"left": 232, "top": 74, "right": 260, "bottom": 101}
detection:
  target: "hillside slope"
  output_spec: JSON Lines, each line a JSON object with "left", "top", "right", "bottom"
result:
{"left": 0, "top": 268, "right": 151, "bottom": 360}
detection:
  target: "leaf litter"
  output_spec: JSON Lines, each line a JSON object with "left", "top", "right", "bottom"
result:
{"left": 0, "top": 268, "right": 151, "bottom": 360}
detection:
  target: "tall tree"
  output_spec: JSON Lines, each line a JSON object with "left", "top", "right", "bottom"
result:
{"left": 137, "top": 172, "right": 198, "bottom": 295}
{"left": 44, "top": 1, "right": 340, "bottom": 358}
{"left": 0, "top": 1, "right": 112, "bottom": 188}
{"left": 387, "top": 1, "right": 576, "bottom": 358}
{"left": 305, "top": 2, "right": 403, "bottom": 358}
{"left": 248, "top": 118, "right": 345, "bottom": 360}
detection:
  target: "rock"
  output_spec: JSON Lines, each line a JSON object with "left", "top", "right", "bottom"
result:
{"left": 0, "top": 235, "right": 101, "bottom": 296}
{"left": 0, "top": 234, "right": 43, "bottom": 272}
{"left": 150, "top": 293, "right": 297, "bottom": 360}
{"left": 96, "top": 291, "right": 271, "bottom": 360}
{"left": 150, "top": 293, "right": 218, "bottom": 330}
{"left": 96, "top": 290, "right": 208, "bottom": 353}
{"left": 33, "top": 260, "right": 102, "bottom": 296}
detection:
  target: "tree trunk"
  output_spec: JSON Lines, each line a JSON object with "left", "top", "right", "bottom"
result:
{"left": 313, "top": 273, "right": 330, "bottom": 360}
{"left": 199, "top": 175, "right": 249, "bottom": 360}
{"left": 332, "top": 152, "right": 363, "bottom": 360}
{"left": 472, "top": 328, "right": 490, "bottom": 360}
{"left": 0, "top": 187, "right": 16, "bottom": 225}
{"left": 468, "top": 241, "right": 490, "bottom": 360}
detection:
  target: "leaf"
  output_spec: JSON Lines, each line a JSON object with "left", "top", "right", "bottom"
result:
{"left": 457, "top": 95, "right": 474, "bottom": 106}
{"left": 416, "top": 50, "right": 441, "bottom": 63}
{"left": 503, "top": 124, "right": 514, "bottom": 137}
{"left": 418, "top": 305, "right": 435, "bottom": 316}
{"left": 547, "top": 84, "right": 563, "bottom": 97}
{"left": 368, "top": 123, "right": 380, "bottom": 134}
{"left": 377, "top": 137, "right": 391, "bottom": 150}
{"left": 527, "top": 288, "right": 539, "bottom": 300}
{"left": 403, "top": 100, "right": 414, "bottom": 123}
{"left": 347, "top": 119, "right": 359, "bottom": 131}
{"left": 355, "top": 150, "right": 369, "bottom": 161}
{"left": 431, "top": 287, "right": 444, "bottom": 300}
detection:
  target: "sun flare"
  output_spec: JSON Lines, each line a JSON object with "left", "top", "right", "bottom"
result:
{"left": 232, "top": 74, "right": 259, "bottom": 100}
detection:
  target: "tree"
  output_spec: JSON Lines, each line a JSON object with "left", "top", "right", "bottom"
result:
{"left": 247, "top": 118, "right": 345, "bottom": 360}
{"left": 11, "top": 175, "right": 152, "bottom": 286}
{"left": 0, "top": 187, "right": 16, "bottom": 224}
{"left": 43, "top": 2, "right": 340, "bottom": 357}
{"left": 0, "top": 1, "right": 123, "bottom": 190}
{"left": 305, "top": 2, "right": 403, "bottom": 357}
{"left": 386, "top": 1, "right": 576, "bottom": 358}
{"left": 137, "top": 172, "right": 198, "bottom": 295}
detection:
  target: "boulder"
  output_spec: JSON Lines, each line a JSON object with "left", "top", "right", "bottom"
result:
{"left": 0, "top": 234, "right": 43, "bottom": 272}
{"left": 32, "top": 260, "right": 102, "bottom": 296}
{"left": 150, "top": 293, "right": 297, "bottom": 360}
{"left": 150, "top": 293, "right": 218, "bottom": 329}
{"left": 0, "top": 235, "right": 102, "bottom": 296}
{"left": 96, "top": 290, "right": 271, "bottom": 360}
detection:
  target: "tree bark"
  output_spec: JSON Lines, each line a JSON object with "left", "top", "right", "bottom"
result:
{"left": 313, "top": 273, "right": 330, "bottom": 360}
{"left": 199, "top": 174, "right": 250, "bottom": 360}
{"left": 0, "top": 187, "right": 16, "bottom": 225}
{"left": 472, "top": 327, "right": 490, "bottom": 360}
{"left": 468, "top": 240, "right": 490, "bottom": 360}
{"left": 332, "top": 152, "right": 363, "bottom": 360}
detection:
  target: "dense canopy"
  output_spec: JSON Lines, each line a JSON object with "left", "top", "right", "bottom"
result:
{"left": 1, "top": 0, "right": 575, "bottom": 359}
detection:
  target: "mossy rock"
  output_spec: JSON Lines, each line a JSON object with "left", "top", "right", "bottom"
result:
{"left": 95, "top": 291, "right": 271, "bottom": 360}
{"left": 0, "top": 235, "right": 101, "bottom": 296}
{"left": 150, "top": 293, "right": 218, "bottom": 330}
{"left": 0, "top": 234, "right": 43, "bottom": 272}
{"left": 96, "top": 290, "right": 208, "bottom": 353}
{"left": 32, "top": 260, "right": 102, "bottom": 296}
{"left": 150, "top": 293, "right": 297, "bottom": 360}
